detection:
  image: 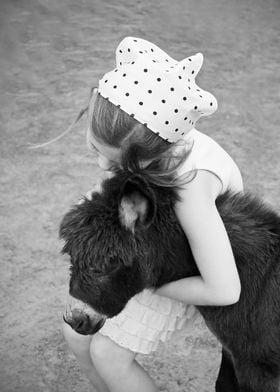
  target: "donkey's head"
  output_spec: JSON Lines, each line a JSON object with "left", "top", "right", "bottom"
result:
{"left": 60, "top": 171, "right": 189, "bottom": 335}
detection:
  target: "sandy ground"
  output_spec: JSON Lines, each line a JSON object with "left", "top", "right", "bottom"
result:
{"left": 0, "top": 0, "right": 279, "bottom": 391}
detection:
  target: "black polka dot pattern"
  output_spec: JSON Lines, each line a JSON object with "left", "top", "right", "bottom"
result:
{"left": 98, "top": 36, "right": 218, "bottom": 142}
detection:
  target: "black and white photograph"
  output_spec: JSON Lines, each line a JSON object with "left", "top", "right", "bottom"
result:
{"left": 1, "top": 0, "right": 280, "bottom": 391}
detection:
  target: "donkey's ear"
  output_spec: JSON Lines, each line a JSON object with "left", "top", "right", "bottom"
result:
{"left": 118, "top": 175, "right": 156, "bottom": 233}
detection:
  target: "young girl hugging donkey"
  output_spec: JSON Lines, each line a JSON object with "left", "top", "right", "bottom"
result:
{"left": 63, "top": 37, "right": 243, "bottom": 392}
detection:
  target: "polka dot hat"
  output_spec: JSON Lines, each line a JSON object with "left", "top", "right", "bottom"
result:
{"left": 98, "top": 37, "right": 218, "bottom": 142}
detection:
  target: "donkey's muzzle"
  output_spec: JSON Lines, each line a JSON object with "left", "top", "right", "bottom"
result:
{"left": 63, "top": 309, "right": 106, "bottom": 335}
{"left": 63, "top": 295, "right": 106, "bottom": 335}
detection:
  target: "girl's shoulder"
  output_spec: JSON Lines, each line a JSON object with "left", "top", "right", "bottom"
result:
{"left": 181, "top": 128, "right": 236, "bottom": 167}
{"left": 178, "top": 129, "right": 243, "bottom": 195}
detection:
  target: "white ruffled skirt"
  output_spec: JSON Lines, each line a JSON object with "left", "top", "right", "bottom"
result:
{"left": 99, "top": 289, "right": 199, "bottom": 354}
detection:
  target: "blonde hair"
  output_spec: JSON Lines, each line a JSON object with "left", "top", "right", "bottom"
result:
{"left": 30, "top": 87, "right": 195, "bottom": 188}
{"left": 87, "top": 90, "right": 196, "bottom": 188}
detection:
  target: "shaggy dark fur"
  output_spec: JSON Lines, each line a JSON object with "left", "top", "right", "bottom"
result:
{"left": 60, "top": 170, "right": 280, "bottom": 391}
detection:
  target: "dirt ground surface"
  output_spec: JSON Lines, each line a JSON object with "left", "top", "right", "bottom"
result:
{"left": 0, "top": 0, "right": 279, "bottom": 391}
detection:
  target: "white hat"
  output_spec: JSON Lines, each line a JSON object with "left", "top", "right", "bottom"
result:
{"left": 98, "top": 37, "right": 218, "bottom": 142}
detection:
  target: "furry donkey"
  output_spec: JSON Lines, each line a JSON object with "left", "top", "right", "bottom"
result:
{"left": 60, "top": 169, "right": 280, "bottom": 392}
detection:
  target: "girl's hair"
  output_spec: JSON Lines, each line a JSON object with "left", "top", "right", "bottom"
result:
{"left": 88, "top": 92, "right": 196, "bottom": 188}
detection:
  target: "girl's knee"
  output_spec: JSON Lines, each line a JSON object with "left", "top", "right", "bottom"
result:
{"left": 62, "top": 321, "right": 92, "bottom": 355}
{"left": 90, "top": 333, "right": 135, "bottom": 373}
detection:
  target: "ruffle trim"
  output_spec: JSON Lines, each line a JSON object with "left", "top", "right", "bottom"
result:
{"left": 98, "top": 289, "right": 199, "bottom": 354}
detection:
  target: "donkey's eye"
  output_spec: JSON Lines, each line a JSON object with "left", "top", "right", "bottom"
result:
{"left": 89, "top": 267, "right": 103, "bottom": 274}
{"left": 89, "top": 258, "right": 120, "bottom": 276}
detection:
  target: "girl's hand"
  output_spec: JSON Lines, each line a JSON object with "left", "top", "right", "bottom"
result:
{"left": 85, "top": 183, "right": 102, "bottom": 199}
{"left": 78, "top": 172, "right": 115, "bottom": 204}
{"left": 78, "top": 183, "right": 102, "bottom": 205}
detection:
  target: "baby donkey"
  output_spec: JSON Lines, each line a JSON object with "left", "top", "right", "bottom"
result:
{"left": 61, "top": 169, "right": 280, "bottom": 392}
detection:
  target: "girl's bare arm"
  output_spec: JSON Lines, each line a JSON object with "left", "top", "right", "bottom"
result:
{"left": 156, "top": 170, "right": 241, "bottom": 306}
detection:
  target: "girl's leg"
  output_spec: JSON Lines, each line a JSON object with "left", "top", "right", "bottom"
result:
{"left": 62, "top": 322, "right": 109, "bottom": 392}
{"left": 90, "top": 333, "right": 158, "bottom": 392}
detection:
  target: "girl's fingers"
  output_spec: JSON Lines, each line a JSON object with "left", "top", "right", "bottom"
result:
{"left": 77, "top": 183, "right": 103, "bottom": 205}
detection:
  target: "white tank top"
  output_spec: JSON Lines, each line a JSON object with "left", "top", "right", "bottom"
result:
{"left": 178, "top": 129, "right": 243, "bottom": 194}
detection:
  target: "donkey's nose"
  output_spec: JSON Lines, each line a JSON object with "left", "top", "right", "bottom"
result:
{"left": 63, "top": 308, "right": 105, "bottom": 335}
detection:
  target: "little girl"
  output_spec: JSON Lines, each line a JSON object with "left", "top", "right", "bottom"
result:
{"left": 63, "top": 37, "right": 243, "bottom": 392}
